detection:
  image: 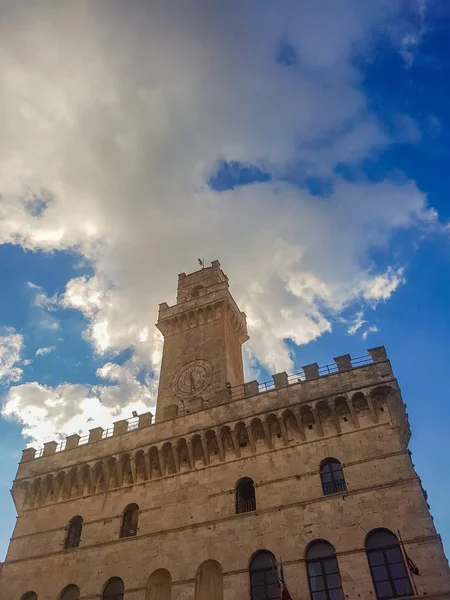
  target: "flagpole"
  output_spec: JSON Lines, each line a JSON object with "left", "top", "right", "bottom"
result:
{"left": 397, "top": 529, "right": 419, "bottom": 596}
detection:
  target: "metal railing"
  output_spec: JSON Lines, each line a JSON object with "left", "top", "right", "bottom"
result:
{"left": 235, "top": 497, "right": 256, "bottom": 514}
{"left": 322, "top": 479, "right": 347, "bottom": 495}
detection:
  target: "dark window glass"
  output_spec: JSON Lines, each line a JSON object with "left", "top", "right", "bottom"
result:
{"left": 319, "top": 459, "right": 346, "bottom": 496}
{"left": 120, "top": 503, "right": 139, "bottom": 538}
{"left": 365, "top": 529, "right": 413, "bottom": 599}
{"left": 102, "top": 578, "right": 124, "bottom": 600}
{"left": 236, "top": 477, "right": 256, "bottom": 514}
{"left": 64, "top": 516, "right": 83, "bottom": 549}
{"left": 249, "top": 550, "right": 279, "bottom": 600}
{"left": 21, "top": 593, "right": 38, "bottom": 600}
{"left": 60, "top": 585, "right": 80, "bottom": 600}
{"left": 306, "top": 541, "right": 344, "bottom": 600}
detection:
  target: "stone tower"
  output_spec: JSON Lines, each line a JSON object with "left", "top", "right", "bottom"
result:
{"left": 1, "top": 262, "right": 450, "bottom": 600}
{"left": 155, "top": 260, "right": 248, "bottom": 420}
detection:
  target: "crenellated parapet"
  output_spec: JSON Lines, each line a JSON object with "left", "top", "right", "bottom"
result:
{"left": 11, "top": 346, "right": 411, "bottom": 514}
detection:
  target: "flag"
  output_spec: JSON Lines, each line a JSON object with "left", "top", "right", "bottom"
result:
{"left": 197, "top": 258, "right": 204, "bottom": 267}
{"left": 280, "top": 583, "right": 294, "bottom": 600}
{"left": 406, "top": 555, "right": 420, "bottom": 576}
{"left": 277, "top": 562, "right": 294, "bottom": 600}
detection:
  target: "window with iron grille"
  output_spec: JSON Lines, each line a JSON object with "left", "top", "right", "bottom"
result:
{"left": 366, "top": 529, "right": 413, "bottom": 599}
{"left": 249, "top": 550, "right": 279, "bottom": 600}
{"left": 64, "top": 515, "right": 83, "bottom": 549}
{"left": 320, "top": 458, "right": 346, "bottom": 496}
{"left": 306, "top": 540, "right": 344, "bottom": 600}
{"left": 235, "top": 477, "right": 256, "bottom": 514}
{"left": 120, "top": 503, "right": 139, "bottom": 538}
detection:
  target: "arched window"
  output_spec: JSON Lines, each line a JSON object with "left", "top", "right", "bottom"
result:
{"left": 306, "top": 540, "right": 344, "bottom": 600}
{"left": 320, "top": 458, "right": 346, "bottom": 495}
{"left": 120, "top": 503, "right": 139, "bottom": 538}
{"left": 195, "top": 560, "right": 223, "bottom": 600}
{"left": 146, "top": 569, "right": 172, "bottom": 600}
{"left": 60, "top": 585, "right": 80, "bottom": 600}
{"left": 249, "top": 550, "right": 279, "bottom": 600}
{"left": 102, "top": 578, "right": 124, "bottom": 600}
{"left": 20, "top": 593, "right": 38, "bottom": 600}
{"left": 235, "top": 477, "right": 256, "bottom": 514}
{"left": 366, "top": 529, "right": 413, "bottom": 599}
{"left": 64, "top": 515, "right": 83, "bottom": 549}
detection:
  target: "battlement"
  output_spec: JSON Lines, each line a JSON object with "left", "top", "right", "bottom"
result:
{"left": 19, "top": 346, "right": 390, "bottom": 465}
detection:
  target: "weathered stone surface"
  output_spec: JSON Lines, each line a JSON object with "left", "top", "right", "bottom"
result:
{"left": 2, "top": 264, "right": 449, "bottom": 600}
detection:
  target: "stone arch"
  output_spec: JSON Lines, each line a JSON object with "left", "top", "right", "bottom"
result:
{"left": 94, "top": 461, "right": 107, "bottom": 493}
{"left": 56, "top": 471, "right": 66, "bottom": 500}
{"left": 80, "top": 464, "right": 92, "bottom": 495}
{"left": 205, "top": 304, "right": 213, "bottom": 323}
{"left": 120, "top": 503, "right": 139, "bottom": 538}
{"left": 334, "top": 397, "right": 352, "bottom": 431}
{"left": 120, "top": 454, "right": 133, "bottom": 485}
{"left": 146, "top": 569, "right": 171, "bottom": 600}
{"left": 59, "top": 585, "right": 80, "bottom": 600}
{"left": 106, "top": 457, "right": 119, "bottom": 489}
{"left": 20, "top": 592, "right": 38, "bottom": 600}
{"left": 235, "top": 421, "right": 251, "bottom": 455}
{"left": 149, "top": 446, "right": 161, "bottom": 478}
{"left": 205, "top": 430, "right": 221, "bottom": 464}
{"left": 188, "top": 310, "right": 197, "bottom": 327}
{"left": 315, "top": 400, "right": 333, "bottom": 435}
{"left": 300, "top": 405, "right": 317, "bottom": 440}
{"left": 134, "top": 450, "right": 147, "bottom": 483}
{"left": 191, "top": 434, "right": 205, "bottom": 468}
{"left": 66, "top": 467, "right": 79, "bottom": 498}
{"left": 102, "top": 577, "right": 124, "bottom": 600}
{"left": 195, "top": 560, "right": 223, "bottom": 600}
{"left": 43, "top": 473, "right": 54, "bottom": 503}
{"left": 250, "top": 418, "right": 266, "bottom": 450}
{"left": 282, "top": 409, "right": 303, "bottom": 442}
{"left": 176, "top": 438, "right": 191, "bottom": 471}
{"left": 220, "top": 426, "right": 235, "bottom": 459}
{"left": 352, "top": 392, "right": 373, "bottom": 426}
{"left": 371, "top": 385, "right": 393, "bottom": 414}
{"left": 266, "top": 413, "right": 283, "bottom": 447}
{"left": 161, "top": 442, "right": 177, "bottom": 475}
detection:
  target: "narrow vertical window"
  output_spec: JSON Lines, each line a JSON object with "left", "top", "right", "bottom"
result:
{"left": 320, "top": 458, "right": 346, "bottom": 495}
{"left": 64, "top": 515, "right": 83, "bottom": 549}
{"left": 102, "top": 578, "right": 124, "bottom": 600}
{"left": 235, "top": 477, "right": 256, "bottom": 514}
{"left": 366, "top": 529, "right": 413, "bottom": 599}
{"left": 249, "top": 550, "right": 279, "bottom": 600}
{"left": 120, "top": 503, "right": 139, "bottom": 538}
{"left": 306, "top": 540, "right": 344, "bottom": 600}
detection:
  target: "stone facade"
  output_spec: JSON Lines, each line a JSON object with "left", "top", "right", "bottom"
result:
{"left": 1, "top": 261, "right": 449, "bottom": 600}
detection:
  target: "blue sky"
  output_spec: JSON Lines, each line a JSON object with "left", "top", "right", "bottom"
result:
{"left": 0, "top": 0, "right": 449, "bottom": 561}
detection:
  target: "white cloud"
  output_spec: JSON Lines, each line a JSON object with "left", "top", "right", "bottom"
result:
{"left": 348, "top": 311, "right": 367, "bottom": 335}
{"left": 0, "top": 329, "right": 24, "bottom": 384}
{"left": 2, "top": 359, "right": 156, "bottom": 444}
{"left": 362, "top": 325, "right": 379, "bottom": 340}
{"left": 35, "top": 346, "right": 56, "bottom": 357}
{"left": 0, "top": 1, "right": 439, "bottom": 442}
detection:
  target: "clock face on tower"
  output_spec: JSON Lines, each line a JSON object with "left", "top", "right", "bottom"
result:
{"left": 172, "top": 359, "right": 212, "bottom": 399}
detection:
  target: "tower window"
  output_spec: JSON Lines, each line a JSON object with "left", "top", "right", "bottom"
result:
{"left": 320, "top": 458, "right": 346, "bottom": 495}
{"left": 64, "top": 515, "right": 83, "bottom": 549}
{"left": 120, "top": 503, "right": 139, "bottom": 538}
{"left": 235, "top": 477, "right": 256, "bottom": 514}
{"left": 249, "top": 550, "right": 279, "bottom": 600}
{"left": 366, "top": 529, "right": 413, "bottom": 599}
{"left": 306, "top": 540, "right": 344, "bottom": 600}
